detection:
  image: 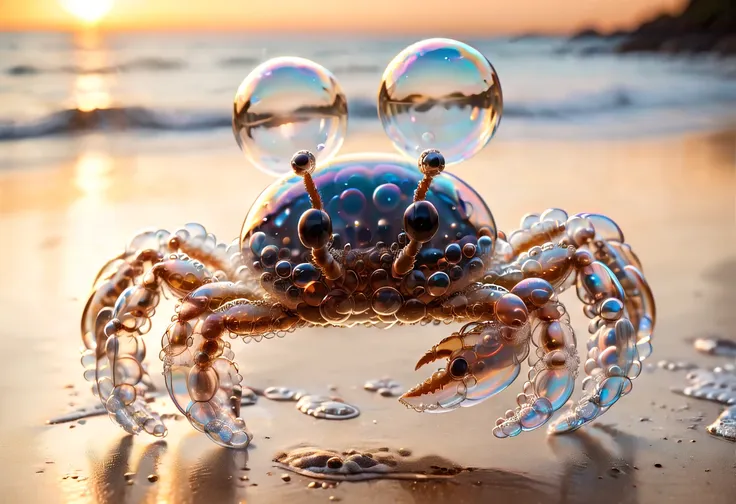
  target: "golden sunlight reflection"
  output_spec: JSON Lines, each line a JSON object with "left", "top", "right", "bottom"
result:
{"left": 279, "top": 122, "right": 295, "bottom": 139}
{"left": 74, "top": 150, "right": 112, "bottom": 197}
{"left": 60, "top": 0, "right": 115, "bottom": 24}
{"left": 71, "top": 30, "right": 114, "bottom": 112}
{"left": 74, "top": 74, "right": 112, "bottom": 112}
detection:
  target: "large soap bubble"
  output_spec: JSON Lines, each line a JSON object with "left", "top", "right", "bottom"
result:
{"left": 233, "top": 57, "right": 348, "bottom": 176}
{"left": 378, "top": 38, "right": 503, "bottom": 165}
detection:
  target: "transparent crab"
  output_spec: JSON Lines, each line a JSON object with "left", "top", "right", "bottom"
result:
{"left": 79, "top": 39, "right": 656, "bottom": 448}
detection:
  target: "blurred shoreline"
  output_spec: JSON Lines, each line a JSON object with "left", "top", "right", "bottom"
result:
{"left": 1, "top": 31, "right": 735, "bottom": 148}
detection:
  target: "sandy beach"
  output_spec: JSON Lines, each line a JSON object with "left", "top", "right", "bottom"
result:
{"left": 0, "top": 126, "right": 734, "bottom": 503}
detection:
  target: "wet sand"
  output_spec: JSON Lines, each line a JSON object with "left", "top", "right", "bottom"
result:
{"left": 0, "top": 129, "right": 735, "bottom": 503}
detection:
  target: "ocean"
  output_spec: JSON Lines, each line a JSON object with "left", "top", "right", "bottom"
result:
{"left": 1, "top": 30, "right": 735, "bottom": 169}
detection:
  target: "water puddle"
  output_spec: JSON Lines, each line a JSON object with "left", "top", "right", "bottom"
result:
{"left": 273, "top": 446, "right": 465, "bottom": 481}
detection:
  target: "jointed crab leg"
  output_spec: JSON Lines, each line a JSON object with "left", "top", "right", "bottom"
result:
{"left": 162, "top": 290, "right": 299, "bottom": 448}
{"left": 493, "top": 210, "right": 654, "bottom": 436}
{"left": 80, "top": 224, "right": 242, "bottom": 437}
{"left": 491, "top": 278, "right": 579, "bottom": 437}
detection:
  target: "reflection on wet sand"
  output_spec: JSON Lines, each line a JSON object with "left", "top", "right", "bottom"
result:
{"left": 67, "top": 424, "right": 645, "bottom": 504}
{"left": 81, "top": 434, "right": 244, "bottom": 504}
{"left": 548, "top": 425, "right": 639, "bottom": 504}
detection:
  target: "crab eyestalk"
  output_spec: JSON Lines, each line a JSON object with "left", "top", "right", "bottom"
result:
{"left": 291, "top": 151, "right": 343, "bottom": 281}
{"left": 392, "top": 149, "right": 444, "bottom": 278}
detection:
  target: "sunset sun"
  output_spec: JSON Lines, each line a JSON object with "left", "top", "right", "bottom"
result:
{"left": 60, "top": 0, "right": 115, "bottom": 24}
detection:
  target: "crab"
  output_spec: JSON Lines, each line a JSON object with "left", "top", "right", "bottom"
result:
{"left": 79, "top": 56, "right": 655, "bottom": 451}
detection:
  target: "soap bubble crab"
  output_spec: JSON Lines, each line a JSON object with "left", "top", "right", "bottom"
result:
{"left": 79, "top": 39, "right": 656, "bottom": 448}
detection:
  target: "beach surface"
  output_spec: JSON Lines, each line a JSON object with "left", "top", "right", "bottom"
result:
{"left": 0, "top": 128, "right": 735, "bottom": 503}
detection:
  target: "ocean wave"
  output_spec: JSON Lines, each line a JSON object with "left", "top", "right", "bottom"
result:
{"left": 0, "top": 107, "right": 230, "bottom": 141}
{"left": 4, "top": 57, "right": 185, "bottom": 76}
{"left": 2, "top": 87, "right": 735, "bottom": 141}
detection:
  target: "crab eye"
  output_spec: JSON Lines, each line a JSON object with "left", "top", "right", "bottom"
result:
{"left": 449, "top": 357, "right": 469, "bottom": 378}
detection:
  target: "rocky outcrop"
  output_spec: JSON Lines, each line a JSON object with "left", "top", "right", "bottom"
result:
{"left": 617, "top": 0, "right": 736, "bottom": 55}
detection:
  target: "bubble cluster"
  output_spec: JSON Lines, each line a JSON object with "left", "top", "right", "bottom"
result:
{"left": 273, "top": 447, "right": 445, "bottom": 481}
{"left": 364, "top": 378, "right": 403, "bottom": 397}
{"left": 233, "top": 57, "right": 348, "bottom": 176}
{"left": 239, "top": 154, "right": 497, "bottom": 323}
{"left": 296, "top": 395, "right": 360, "bottom": 420}
{"left": 378, "top": 38, "right": 503, "bottom": 164}
{"left": 241, "top": 153, "right": 495, "bottom": 261}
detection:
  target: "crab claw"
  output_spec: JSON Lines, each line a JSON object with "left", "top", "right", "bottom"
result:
{"left": 414, "top": 334, "right": 463, "bottom": 370}
{"left": 400, "top": 323, "right": 527, "bottom": 413}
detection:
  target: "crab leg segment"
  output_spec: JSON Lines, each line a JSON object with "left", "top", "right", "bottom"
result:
{"left": 392, "top": 149, "right": 444, "bottom": 277}
{"left": 79, "top": 224, "right": 241, "bottom": 438}
{"left": 490, "top": 210, "right": 654, "bottom": 437}
{"left": 162, "top": 295, "right": 298, "bottom": 448}
{"left": 547, "top": 239, "right": 651, "bottom": 434}
{"left": 491, "top": 278, "right": 579, "bottom": 437}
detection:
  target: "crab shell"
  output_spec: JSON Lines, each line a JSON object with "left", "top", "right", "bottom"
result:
{"left": 239, "top": 153, "right": 498, "bottom": 325}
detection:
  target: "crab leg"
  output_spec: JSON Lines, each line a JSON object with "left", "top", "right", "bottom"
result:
{"left": 163, "top": 294, "right": 299, "bottom": 448}
{"left": 497, "top": 210, "right": 654, "bottom": 435}
{"left": 79, "top": 224, "right": 242, "bottom": 437}
{"left": 491, "top": 278, "right": 580, "bottom": 437}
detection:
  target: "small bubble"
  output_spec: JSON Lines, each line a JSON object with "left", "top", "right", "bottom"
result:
{"left": 147, "top": 474, "right": 159, "bottom": 483}
{"left": 263, "top": 386, "right": 305, "bottom": 401}
{"left": 280, "top": 473, "right": 291, "bottom": 482}
{"left": 295, "top": 395, "right": 360, "bottom": 420}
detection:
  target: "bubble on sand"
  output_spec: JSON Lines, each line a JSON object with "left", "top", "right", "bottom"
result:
{"left": 295, "top": 395, "right": 360, "bottom": 420}
{"left": 694, "top": 337, "right": 736, "bottom": 358}
{"left": 263, "top": 386, "right": 307, "bottom": 401}
{"left": 670, "top": 339, "right": 736, "bottom": 442}
{"left": 706, "top": 406, "right": 736, "bottom": 441}
{"left": 364, "top": 378, "right": 402, "bottom": 397}
{"left": 673, "top": 366, "right": 736, "bottom": 406}
{"left": 241, "top": 387, "right": 258, "bottom": 406}
{"left": 657, "top": 360, "right": 697, "bottom": 372}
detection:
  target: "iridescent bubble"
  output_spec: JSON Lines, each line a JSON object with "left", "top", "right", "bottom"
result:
{"left": 378, "top": 38, "right": 503, "bottom": 165}
{"left": 233, "top": 57, "right": 348, "bottom": 176}
{"left": 372, "top": 183, "right": 402, "bottom": 212}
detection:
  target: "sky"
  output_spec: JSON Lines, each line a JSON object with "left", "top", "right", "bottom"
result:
{"left": 0, "top": 0, "right": 687, "bottom": 34}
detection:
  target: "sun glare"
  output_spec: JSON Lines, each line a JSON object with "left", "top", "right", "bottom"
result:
{"left": 60, "top": 0, "right": 115, "bottom": 24}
